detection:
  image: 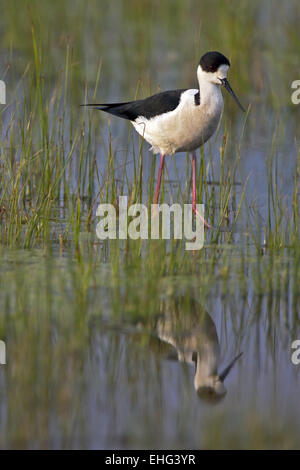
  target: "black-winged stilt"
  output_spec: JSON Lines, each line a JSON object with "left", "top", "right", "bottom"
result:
{"left": 157, "top": 295, "right": 243, "bottom": 402}
{"left": 82, "top": 51, "right": 245, "bottom": 228}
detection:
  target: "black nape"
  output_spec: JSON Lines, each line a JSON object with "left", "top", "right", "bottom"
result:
{"left": 194, "top": 91, "right": 200, "bottom": 106}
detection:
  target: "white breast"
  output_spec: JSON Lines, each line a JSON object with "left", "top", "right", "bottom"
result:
{"left": 132, "top": 87, "right": 223, "bottom": 155}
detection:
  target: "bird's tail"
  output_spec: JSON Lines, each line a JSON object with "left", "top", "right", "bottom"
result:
{"left": 80, "top": 102, "right": 133, "bottom": 120}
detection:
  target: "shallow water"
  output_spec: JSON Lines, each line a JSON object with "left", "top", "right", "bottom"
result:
{"left": 0, "top": 246, "right": 299, "bottom": 449}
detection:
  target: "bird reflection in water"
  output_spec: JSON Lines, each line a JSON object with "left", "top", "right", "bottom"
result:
{"left": 156, "top": 296, "right": 242, "bottom": 403}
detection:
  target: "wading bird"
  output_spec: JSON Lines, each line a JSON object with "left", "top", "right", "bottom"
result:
{"left": 82, "top": 51, "right": 245, "bottom": 228}
{"left": 156, "top": 296, "right": 243, "bottom": 403}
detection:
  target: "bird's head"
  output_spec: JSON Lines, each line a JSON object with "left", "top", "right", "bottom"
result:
{"left": 195, "top": 376, "right": 227, "bottom": 405}
{"left": 194, "top": 351, "right": 243, "bottom": 405}
{"left": 197, "top": 51, "right": 245, "bottom": 112}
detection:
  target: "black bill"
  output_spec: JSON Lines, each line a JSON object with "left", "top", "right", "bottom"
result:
{"left": 219, "top": 352, "right": 243, "bottom": 381}
{"left": 221, "top": 78, "right": 245, "bottom": 112}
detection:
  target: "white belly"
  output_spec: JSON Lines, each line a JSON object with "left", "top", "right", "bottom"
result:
{"left": 132, "top": 88, "right": 223, "bottom": 155}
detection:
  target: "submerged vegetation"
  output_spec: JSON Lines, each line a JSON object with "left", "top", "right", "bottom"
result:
{"left": 0, "top": 0, "right": 299, "bottom": 449}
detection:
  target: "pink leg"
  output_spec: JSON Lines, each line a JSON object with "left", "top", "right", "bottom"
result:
{"left": 192, "top": 152, "right": 197, "bottom": 211}
{"left": 153, "top": 153, "right": 165, "bottom": 204}
{"left": 192, "top": 152, "right": 211, "bottom": 229}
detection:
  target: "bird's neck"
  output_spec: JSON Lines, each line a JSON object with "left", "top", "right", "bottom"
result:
{"left": 198, "top": 78, "right": 223, "bottom": 111}
{"left": 194, "top": 352, "right": 219, "bottom": 388}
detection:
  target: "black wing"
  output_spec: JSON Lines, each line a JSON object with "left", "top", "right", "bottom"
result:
{"left": 81, "top": 89, "right": 188, "bottom": 121}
